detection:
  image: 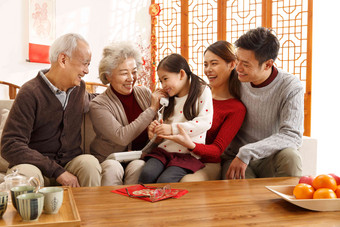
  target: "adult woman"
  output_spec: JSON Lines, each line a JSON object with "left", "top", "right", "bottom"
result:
{"left": 89, "top": 42, "right": 164, "bottom": 185}
{"left": 160, "top": 41, "right": 246, "bottom": 181}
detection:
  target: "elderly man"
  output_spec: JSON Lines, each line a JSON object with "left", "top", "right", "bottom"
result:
{"left": 1, "top": 33, "right": 101, "bottom": 187}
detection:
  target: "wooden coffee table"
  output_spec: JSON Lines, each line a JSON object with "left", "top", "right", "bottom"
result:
{"left": 72, "top": 177, "right": 340, "bottom": 226}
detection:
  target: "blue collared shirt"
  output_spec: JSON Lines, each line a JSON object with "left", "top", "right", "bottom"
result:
{"left": 39, "top": 71, "right": 75, "bottom": 110}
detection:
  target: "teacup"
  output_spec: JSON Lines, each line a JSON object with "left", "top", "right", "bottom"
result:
{"left": 3, "top": 169, "right": 41, "bottom": 203}
{"left": 0, "top": 191, "right": 8, "bottom": 218}
{"left": 38, "top": 187, "right": 64, "bottom": 214}
{"left": 10, "top": 185, "right": 35, "bottom": 210}
{"left": 16, "top": 193, "right": 44, "bottom": 221}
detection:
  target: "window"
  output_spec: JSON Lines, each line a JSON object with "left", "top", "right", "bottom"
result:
{"left": 151, "top": 0, "right": 312, "bottom": 136}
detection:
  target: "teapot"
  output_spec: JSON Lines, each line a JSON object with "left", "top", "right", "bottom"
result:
{"left": 0, "top": 169, "right": 41, "bottom": 202}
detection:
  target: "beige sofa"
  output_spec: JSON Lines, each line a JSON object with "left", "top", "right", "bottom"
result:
{"left": 0, "top": 99, "right": 318, "bottom": 182}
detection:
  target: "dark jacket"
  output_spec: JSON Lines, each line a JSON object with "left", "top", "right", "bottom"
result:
{"left": 1, "top": 70, "right": 89, "bottom": 179}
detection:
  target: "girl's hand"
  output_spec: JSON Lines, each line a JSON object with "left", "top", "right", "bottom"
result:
{"left": 150, "top": 89, "right": 167, "bottom": 112}
{"left": 159, "top": 124, "right": 196, "bottom": 149}
{"left": 154, "top": 121, "right": 172, "bottom": 136}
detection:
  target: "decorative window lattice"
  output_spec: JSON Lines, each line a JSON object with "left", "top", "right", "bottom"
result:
{"left": 188, "top": 0, "right": 218, "bottom": 77}
{"left": 156, "top": 1, "right": 181, "bottom": 64}
{"left": 154, "top": 0, "right": 309, "bottom": 89}
{"left": 271, "top": 0, "right": 309, "bottom": 93}
{"left": 225, "top": 0, "right": 262, "bottom": 42}
{"left": 153, "top": 0, "right": 311, "bottom": 135}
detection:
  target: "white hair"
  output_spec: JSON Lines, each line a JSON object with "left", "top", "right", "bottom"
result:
{"left": 49, "top": 33, "right": 89, "bottom": 63}
{"left": 98, "top": 42, "right": 142, "bottom": 84}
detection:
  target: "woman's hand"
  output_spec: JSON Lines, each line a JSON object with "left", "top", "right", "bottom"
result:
{"left": 147, "top": 120, "right": 163, "bottom": 143}
{"left": 147, "top": 120, "right": 159, "bottom": 139}
{"left": 150, "top": 89, "right": 167, "bottom": 112}
{"left": 158, "top": 124, "right": 196, "bottom": 149}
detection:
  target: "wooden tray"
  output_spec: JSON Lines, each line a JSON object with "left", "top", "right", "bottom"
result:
{"left": 0, "top": 187, "right": 80, "bottom": 226}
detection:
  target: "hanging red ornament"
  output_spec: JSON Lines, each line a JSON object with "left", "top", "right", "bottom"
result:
{"left": 149, "top": 3, "right": 161, "bottom": 17}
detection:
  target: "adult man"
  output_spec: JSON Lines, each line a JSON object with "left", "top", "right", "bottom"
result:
{"left": 1, "top": 33, "right": 101, "bottom": 187}
{"left": 222, "top": 27, "right": 304, "bottom": 179}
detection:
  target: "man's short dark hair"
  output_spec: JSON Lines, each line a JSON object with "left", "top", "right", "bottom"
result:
{"left": 235, "top": 27, "right": 280, "bottom": 65}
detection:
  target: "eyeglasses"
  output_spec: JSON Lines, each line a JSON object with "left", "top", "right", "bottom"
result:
{"left": 125, "top": 184, "right": 172, "bottom": 202}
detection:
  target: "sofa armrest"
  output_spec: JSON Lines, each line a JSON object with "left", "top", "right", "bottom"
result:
{"left": 299, "top": 136, "right": 317, "bottom": 176}
{"left": 81, "top": 112, "right": 96, "bottom": 154}
{"left": 0, "top": 100, "right": 14, "bottom": 174}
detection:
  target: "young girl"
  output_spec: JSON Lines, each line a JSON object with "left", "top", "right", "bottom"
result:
{"left": 138, "top": 53, "right": 213, "bottom": 183}
{"left": 157, "top": 41, "right": 246, "bottom": 182}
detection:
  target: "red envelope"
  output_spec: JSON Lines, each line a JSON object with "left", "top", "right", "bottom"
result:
{"left": 112, "top": 184, "right": 188, "bottom": 202}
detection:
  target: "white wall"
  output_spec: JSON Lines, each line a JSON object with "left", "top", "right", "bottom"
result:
{"left": 0, "top": 0, "right": 338, "bottom": 175}
{"left": 311, "top": 0, "right": 340, "bottom": 174}
{"left": 0, "top": 0, "right": 46, "bottom": 94}
{"left": 0, "top": 0, "right": 151, "bottom": 98}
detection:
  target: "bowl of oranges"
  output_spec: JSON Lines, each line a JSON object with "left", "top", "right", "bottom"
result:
{"left": 266, "top": 174, "right": 340, "bottom": 211}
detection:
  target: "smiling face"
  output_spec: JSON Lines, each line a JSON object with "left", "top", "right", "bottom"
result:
{"left": 109, "top": 57, "right": 137, "bottom": 95}
{"left": 64, "top": 40, "right": 91, "bottom": 88}
{"left": 235, "top": 48, "right": 272, "bottom": 85}
{"left": 204, "top": 50, "right": 234, "bottom": 90}
{"left": 158, "top": 68, "right": 188, "bottom": 97}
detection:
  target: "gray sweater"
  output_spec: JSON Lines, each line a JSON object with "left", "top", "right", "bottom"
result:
{"left": 225, "top": 68, "right": 304, "bottom": 165}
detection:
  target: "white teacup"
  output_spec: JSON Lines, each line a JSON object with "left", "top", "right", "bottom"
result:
{"left": 38, "top": 187, "right": 64, "bottom": 214}
{"left": 16, "top": 193, "right": 44, "bottom": 221}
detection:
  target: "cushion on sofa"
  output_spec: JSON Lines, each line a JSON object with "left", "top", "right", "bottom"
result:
{"left": 0, "top": 101, "right": 13, "bottom": 174}
{"left": 0, "top": 108, "right": 10, "bottom": 173}
{"left": 0, "top": 109, "right": 9, "bottom": 135}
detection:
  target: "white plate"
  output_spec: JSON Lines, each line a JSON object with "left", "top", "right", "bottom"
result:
{"left": 266, "top": 185, "right": 340, "bottom": 211}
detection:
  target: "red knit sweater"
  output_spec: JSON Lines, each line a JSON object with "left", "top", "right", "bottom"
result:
{"left": 191, "top": 98, "right": 246, "bottom": 163}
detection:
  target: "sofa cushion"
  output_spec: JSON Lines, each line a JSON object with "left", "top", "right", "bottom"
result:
{"left": 0, "top": 108, "right": 9, "bottom": 134}
{"left": 0, "top": 108, "right": 9, "bottom": 172}
{"left": 0, "top": 100, "right": 14, "bottom": 174}
{"left": 83, "top": 113, "right": 95, "bottom": 154}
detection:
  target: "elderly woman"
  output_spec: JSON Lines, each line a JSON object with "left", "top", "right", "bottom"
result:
{"left": 89, "top": 42, "right": 164, "bottom": 186}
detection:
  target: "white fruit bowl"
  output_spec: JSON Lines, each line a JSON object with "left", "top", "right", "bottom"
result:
{"left": 266, "top": 185, "right": 340, "bottom": 211}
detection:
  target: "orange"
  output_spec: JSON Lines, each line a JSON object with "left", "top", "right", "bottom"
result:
{"left": 313, "top": 188, "right": 337, "bottom": 199}
{"left": 336, "top": 185, "right": 340, "bottom": 198}
{"left": 293, "top": 183, "right": 315, "bottom": 199}
{"left": 312, "top": 174, "right": 337, "bottom": 191}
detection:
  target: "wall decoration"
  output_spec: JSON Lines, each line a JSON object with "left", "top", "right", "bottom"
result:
{"left": 149, "top": 2, "right": 161, "bottom": 91}
{"left": 149, "top": 3, "right": 161, "bottom": 16}
{"left": 136, "top": 35, "right": 152, "bottom": 89}
{"left": 28, "top": 0, "right": 56, "bottom": 63}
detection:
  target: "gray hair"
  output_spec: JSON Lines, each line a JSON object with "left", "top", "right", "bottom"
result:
{"left": 49, "top": 33, "right": 89, "bottom": 63}
{"left": 99, "top": 42, "right": 142, "bottom": 84}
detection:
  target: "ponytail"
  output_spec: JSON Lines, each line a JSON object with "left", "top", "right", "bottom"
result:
{"left": 229, "top": 69, "right": 241, "bottom": 100}
{"left": 183, "top": 73, "right": 207, "bottom": 120}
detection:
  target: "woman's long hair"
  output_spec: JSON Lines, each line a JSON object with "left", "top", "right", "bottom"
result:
{"left": 204, "top": 40, "right": 241, "bottom": 99}
{"left": 157, "top": 53, "right": 207, "bottom": 121}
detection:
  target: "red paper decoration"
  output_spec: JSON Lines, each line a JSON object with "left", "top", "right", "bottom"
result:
{"left": 149, "top": 3, "right": 161, "bottom": 17}
{"left": 149, "top": 3, "right": 161, "bottom": 91}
